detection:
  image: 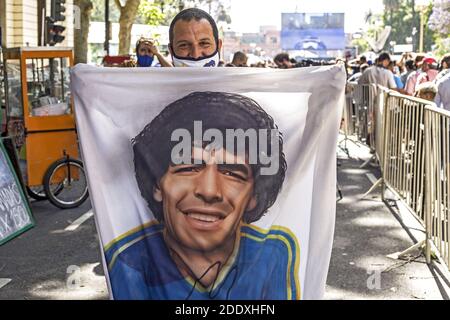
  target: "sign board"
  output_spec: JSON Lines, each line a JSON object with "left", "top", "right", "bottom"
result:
{"left": 281, "top": 13, "right": 345, "bottom": 54}
{"left": 393, "top": 44, "right": 413, "bottom": 53}
{"left": 0, "top": 138, "right": 34, "bottom": 246}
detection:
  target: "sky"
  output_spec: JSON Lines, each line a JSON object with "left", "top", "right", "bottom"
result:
{"left": 229, "top": 0, "right": 384, "bottom": 33}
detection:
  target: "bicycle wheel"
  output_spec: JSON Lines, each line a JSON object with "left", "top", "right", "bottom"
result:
{"left": 27, "top": 183, "right": 64, "bottom": 201}
{"left": 43, "top": 158, "right": 89, "bottom": 209}
{"left": 26, "top": 186, "right": 48, "bottom": 201}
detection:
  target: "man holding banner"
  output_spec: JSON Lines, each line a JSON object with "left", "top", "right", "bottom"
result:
{"left": 71, "top": 5, "right": 346, "bottom": 299}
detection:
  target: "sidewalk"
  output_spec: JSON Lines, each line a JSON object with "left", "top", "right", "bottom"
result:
{"left": 324, "top": 136, "right": 450, "bottom": 300}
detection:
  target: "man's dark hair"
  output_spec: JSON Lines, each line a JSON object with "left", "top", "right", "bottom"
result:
{"left": 132, "top": 92, "right": 287, "bottom": 224}
{"left": 274, "top": 53, "right": 290, "bottom": 63}
{"left": 135, "top": 38, "right": 151, "bottom": 56}
{"left": 441, "top": 53, "right": 450, "bottom": 69}
{"left": 169, "top": 8, "right": 219, "bottom": 48}
{"left": 377, "top": 52, "right": 391, "bottom": 63}
{"left": 231, "top": 51, "right": 247, "bottom": 65}
{"left": 360, "top": 63, "right": 369, "bottom": 72}
{"left": 405, "top": 59, "right": 415, "bottom": 70}
{"left": 415, "top": 54, "right": 425, "bottom": 65}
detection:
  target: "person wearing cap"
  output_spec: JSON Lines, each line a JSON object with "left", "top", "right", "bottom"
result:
{"left": 414, "top": 57, "right": 439, "bottom": 93}
{"left": 168, "top": 8, "right": 222, "bottom": 67}
{"left": 404, "top": 54, "right": 425, "bottom": 95}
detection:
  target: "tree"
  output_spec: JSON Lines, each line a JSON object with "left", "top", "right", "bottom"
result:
{"left": 115, "top": 0, "right": 231, "bottom": 55}
{"left": 91, "top": 0, "right": 121, "bottom": 22}
{"left": 139, "top": 0, "right": 231, "bottom": 27}
{"left": 115, "top": 0, "right": 141, "bottom": 55}
{"left": 355, "top": 11, "right": 388, "bottom": 54}
{"left": 138, "top": 0, "right": 167, "bottom": 25}
{"left": 383, "top": 0, "right": 401, "bottom": 27}
{"left": 429, "top": 0, "right": 450, "bottom": 34}
{"left": 381, "top": 0, "right": 436, "bottom": 52}
{"left": 428, "top": 0, "right": 450, "bottom": 56}
{"left": 74, "top": 0, "right": 94, "bottom": 64}
{"left": 185, "top": 0, "right": 231, "bottom": 24}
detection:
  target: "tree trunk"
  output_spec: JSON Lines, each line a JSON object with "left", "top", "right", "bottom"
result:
{"left": 74, "top": 0, "right": 93, "bottom": 64}
{"left": 115, "top": 0, "right": 141, "bottom": 55}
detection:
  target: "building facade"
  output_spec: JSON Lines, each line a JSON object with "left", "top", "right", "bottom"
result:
{"left": 0, "top": 0, "right": 74, "bottom": 48}
{"left": 222, "top": 26, "right": 281, "bottom": 62}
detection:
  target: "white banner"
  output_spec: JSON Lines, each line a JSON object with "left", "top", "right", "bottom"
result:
{"left": 71, "top": 65, "right": 346, "bottom": 300}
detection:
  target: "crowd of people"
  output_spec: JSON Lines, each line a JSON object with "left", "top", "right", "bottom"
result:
{"left": 112, "top": 7, "right": 449, "bottom": 112}
{"left": 350, "top": 51, "right": 450, "bottom": 110}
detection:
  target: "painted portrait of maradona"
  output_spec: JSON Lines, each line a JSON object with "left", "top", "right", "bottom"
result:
{"left": 103, "top": 92, "right": 301, "bottom": 300}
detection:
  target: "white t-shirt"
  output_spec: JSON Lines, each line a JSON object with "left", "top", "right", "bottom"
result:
{"left": 435, "top": 72, "right": 450, "bottom": 111}
{"left": 358, "top": 66, "right": 397, "bottom": 89}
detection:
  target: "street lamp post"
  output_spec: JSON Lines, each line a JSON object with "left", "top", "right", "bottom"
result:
{"left": 415, "top": 0, "right": 430, "bottom": 53}
{"left": 419, "top": 9, "right": 425, "bottom": 52}
{"left": 105, "top": 0, "right": 110, "bottom": 55}
{"left": 389, "top": 41, "right": 396, "bottom": 55}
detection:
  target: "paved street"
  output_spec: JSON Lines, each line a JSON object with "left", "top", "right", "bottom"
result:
{"left": 0, "top": 198, "right": 108, "bottom": 299}
{"left": 1, "top": 136, "right": 450, "bottom": 300}
{"left": 325, "top": 136, "right": 450, "bottom": 300}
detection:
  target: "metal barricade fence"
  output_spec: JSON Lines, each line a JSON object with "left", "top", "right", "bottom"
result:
{"left": 374, "top": 86, "right": 390, "bottom": 169}
{"left": 345, "top": 83, "right": 450, "bottom": 270}
{"left": 343, "top": 82, "right": 358, "bottom": 137}
{"left": 425, "top": 106, "right": 450, "bottom": 269}
{"left": 382, "top": 91, "right": 429, "bottom": 224}
{"left": 352, "top": 83, "right": 377, "bottom": 147}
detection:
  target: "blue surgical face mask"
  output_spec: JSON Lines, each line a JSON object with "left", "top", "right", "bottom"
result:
{"left": 137, "top": 54, "right": 154, "bottom": 67}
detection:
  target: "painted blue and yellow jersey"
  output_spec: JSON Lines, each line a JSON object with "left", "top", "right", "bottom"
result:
{"left": 104, "top": 221, "right": 300, "bottom": 300}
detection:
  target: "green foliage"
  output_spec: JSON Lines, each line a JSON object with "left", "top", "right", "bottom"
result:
{"left": 421, "top": 3, "right": 438, "bottom": 53}
{"left": 139, "top": 0, "right": 179, "bottom": 26}
{"left": 91, "top": 0, "right": 121, "bottom": 22}
{"left": 428, "top": 0, "right": 450, "bottom": 57}
{"left": 359, "top": 11, "right": 387, "bottom": 52}
{"left": 138, "top": 0, "right": 231, "bottom": 26}
{"left": 90, "top": 0, "right": 231, "bottom": 26}
{"left": 381, "top": 0, "right": 437, "bottom": 52}
{"left": 352, "top": 38, "right": 370, "bottom": 55}
{"left": 139, "top": 3, "right": 164, "bottom": 25}
{"left": 433, "top": 38, "right": 450, "bottom": 58}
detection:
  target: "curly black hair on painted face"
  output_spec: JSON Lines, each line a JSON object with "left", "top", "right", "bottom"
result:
{"left": 132, "top": 92, "right": 287, "bottom": 224}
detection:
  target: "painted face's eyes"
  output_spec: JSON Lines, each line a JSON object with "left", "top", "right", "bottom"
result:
{"left": 217, "top": 164, "right": 251, "bottom": 182}
{"left": 173, "top": 165, "right": 202, "bottom": 174}
{"left": 220, "top": 170, "right": 247, "bottom": 181}
{"left": 171, "top": 164, "right": 250, "bottom": 181}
